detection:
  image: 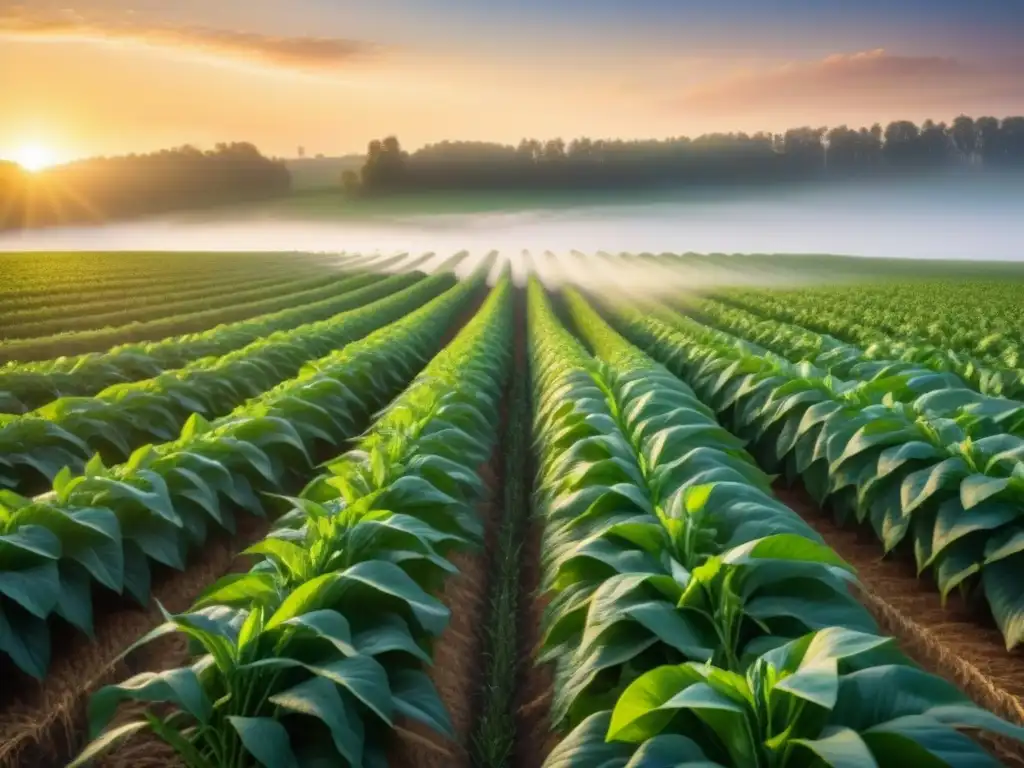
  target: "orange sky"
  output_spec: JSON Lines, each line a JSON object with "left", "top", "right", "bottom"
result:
{"left": 2, "top": 2, "right": 1023, "bottom": 165}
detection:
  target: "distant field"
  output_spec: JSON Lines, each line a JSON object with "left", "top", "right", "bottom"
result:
{"left": 2, "top": 250, "right": 1024, "bottom": 767}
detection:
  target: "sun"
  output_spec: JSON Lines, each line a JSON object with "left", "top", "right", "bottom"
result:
{"left": 11, "top": 143, "right": 58, "bottom": 173}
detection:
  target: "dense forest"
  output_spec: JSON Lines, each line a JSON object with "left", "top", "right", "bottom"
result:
{"left": 355, "top": 115, "right": 1024, "bottom": 194}
{"left": 0, "top": 143, "right": 290, "bottom": 230}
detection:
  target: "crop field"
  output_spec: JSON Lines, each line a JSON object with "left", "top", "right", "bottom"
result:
{"left": 1, "top": 250, "right": 1024, "bottom": 767}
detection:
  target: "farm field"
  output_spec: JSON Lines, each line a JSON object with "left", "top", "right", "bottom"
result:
{"left": 1, "top": 250, "right": 1024, "bottom": 767}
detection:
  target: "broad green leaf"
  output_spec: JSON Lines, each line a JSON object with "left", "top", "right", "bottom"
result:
{"left": 283, "top": 609, "right": 356, "bottom": 656}
{"left": 0, "top": 601, "right": 50, "bottom": 679}
{"left": 88, "top": 667, "right": 212, "bottom": 736}
{"left": 265, "top": 572, "right": 342, "bottom": 631}
{"left": 228, "top": 716, "right": 299, "bottom": 768}
{"left": 67, "top": 721, "right": 150, "bottom": 768}
{"left": 982, "top": 554, "right": 1024, "bottom": 649}
{"left": 195, "top": 572, "right": 280, "bottom": 610}
{"left": 390, "top": 668, "right": 455, "bottom": 739}
{"left": 307, "top": 655, "right": 393, "bottom": 724}
{"left": 793, "top": 725, "right": 879, "bottom": 768}
{"left": 608, "top": 664, "right": 704, "bottom": 743}
{"left": 543, "top": 711, "right": 633, "bottom": 768}
{"left": 269, "top": 676, "right": 364, "bottom": 766}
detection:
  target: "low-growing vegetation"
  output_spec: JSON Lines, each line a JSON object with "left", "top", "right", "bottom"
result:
{"left": 1, "top": 250, "right": 1023, "bottom": 768}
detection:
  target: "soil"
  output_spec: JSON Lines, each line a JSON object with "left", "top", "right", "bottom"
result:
{"left": 774, "top": 483, "right": 1024, "bottom": 765}
{"left": 512, "top": 518, "right": 558, "bottom": 768}
{"left": 389, "top": 295, "right": 506, "bottom": 768}
{"left": 0, "top": 515, "right": 269, "bottom": 768}
{"left": 388, "top": 472, "right": 498, "bottom": 768}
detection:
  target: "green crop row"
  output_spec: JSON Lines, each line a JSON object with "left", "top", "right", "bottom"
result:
{"left": 0, "top": 267, "right": 487, "bottom": 682}
{"left": 529, "top": 283, "right": 1024, "bottom": 766}
{"left": 0, "top": 252, "right": 344, "bottom": 307}
{"left": 1, "top": 271, "right": 346, "bottom": 341}
{"left": 603, "top": 300, "right": 1024, "bottom": 652}
{"left": 0, "top": 254, "right": 441, "bottom": 415}
{"left": 0, "top": 262, "right": 326, "bottom": 327}
{"left": 717, "top": 286, "right": 1024, "bottom": 399}
{"left": 0, "top": 254, "right": 414, "bottom": 365}
{"left": 676, "top": 298, "right": 1024, "bottom": 436}
{"left": 70, "top": 269, "right": 513, "bottom": 768}
{"left": 0, "top": 271, "right": 447, "bottom": 496}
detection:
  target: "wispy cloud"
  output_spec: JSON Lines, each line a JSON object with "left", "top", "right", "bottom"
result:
{"left": 0, "top": 5, "right": 379, "bottom": 70}
{"left": 676, "top": 49, "right": 1024, "bottom": 117}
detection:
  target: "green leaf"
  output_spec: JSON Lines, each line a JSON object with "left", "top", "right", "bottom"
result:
{"left": 283, "top": 609, "right": 357, "bottom": 657}
{"left": 0, "top": 561, "right": 60, "bottom": 617}
{"left": 543, "top": 711, "right": 634, "bottom": 768}
{"left": 228, "top": 716, "right": 299, "bottom": 768}
{"left": 390, "top": 668, "right": 455, "bottom": 739}
{"left": 55, "top": 562, "right": 94, "bottom": 635}
{"left": 67, "top": 721, "right": 150, "bottom": 768}
{"left": 798, "top": 627, "right": 894, "bottom": 669}
{"left": 959, "top": 474, "right": 1011, "bottom": 509}
{"left": 608, "top": 664, "right": 704, "bottom": 743}
{"left": 0, "top": 601, "right": 50, "bottom": 679}
{"left": 861, "top": 713, "right": 1001, "bottom": 766}
{"left": 265, "top": 572, "right": 342, "bottom": 631}
{"left": 722, "top": 534, "right": 851, "bottom": 571}
{"left": 901, "top": 458, "right": 969, "bottom": 514}
{"left": 352, "top": 614, "right": 431, "bottom": 664}
{"left": 195, "top": 572, "right": 280, "bottom": 610}
{"left": 88, "top": 667, "right": 212, "bottom": 737}
{"left": 831, "top": 665, "right": 971, "bottom": 730}
{"left": 307, "top": 655, "right": 393, "bottom": 724}
{"left": 793, "top": 726, "right": 879, "bottom": 768}
{"left": 774, "top": 658, "right": 839, "bottom": 709}
{"left": 269, "top": 676, "right": 364, "bottom": 767}
{"left": 0, "top": 524, "right": 62, "bottom": 564}
{"left": 337, "top": 560, "right": 450, "bottom": 637}
{"left": 982, "top": 553, "right": 1024, "bottom": 649}
{"left": 624, "top": 734, "right": 720, "bottom": 767}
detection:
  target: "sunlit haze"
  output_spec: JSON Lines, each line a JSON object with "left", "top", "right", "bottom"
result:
{"left": 8, "top": 143, "right": 59, "bottom": 172}
{"left": 2, "top": 0, "right": 1024, "bottom": 160}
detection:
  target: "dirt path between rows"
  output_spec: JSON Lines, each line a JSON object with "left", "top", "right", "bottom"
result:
{"left": 391, "top": 289, "right": 510, "bottom": 768}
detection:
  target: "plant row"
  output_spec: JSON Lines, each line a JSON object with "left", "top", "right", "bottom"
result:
{"left": 0, "top": 272, "right": 336, "bottom": 342}
{"left": 0, "top": 267, "right": 488, "bottom": 682}
{"left": 0, "top": 261, "right": 341, "bottom": 338}
{"left": 528, "top": 282, "right": 1024, "bottom": 767}
{"left": 0, "top": 255, "right": 431, "bottom": 415}
{"left": 0, "top": 263, "right": 317, "bottom": 327}
{"left": 601, "top": 298, "right": 1024, "bottom": 652}
{"left": 0, "top": 254, "right": 412, "bottom": 366}
{"left": 680, "top": 297, "right": 1024, "bottom": 436}
{"left": 0, "top": 271, "right": 447, "bottom": 496}
{"left": 70, "top": 269, "right": 513, "bottom": 768}
{"left": 0, "top": 252, "right": 344, "bottom": 309}
{"left": 716, "top": 286, "right": 1024, "bottom": 400}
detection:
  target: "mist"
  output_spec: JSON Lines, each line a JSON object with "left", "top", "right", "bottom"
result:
{"left": 2, "top": 174, "right": 1022, "bottom": 269}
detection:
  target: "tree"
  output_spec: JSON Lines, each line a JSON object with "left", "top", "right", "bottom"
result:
{"left": 951, "top": 115, "right": 977, "bottom": 164}
{"left": 341, "top": 169, "right": 360, "bottom": 194}
{"left": 976, "top": 117, "right": 1001, "bottom": 163}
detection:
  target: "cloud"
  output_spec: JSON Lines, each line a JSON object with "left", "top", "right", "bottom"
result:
{"left": 675, "top": 49, "right": 1024, "bottom": 118}
{"left": 0, "top": 5, "right": 379, "bottom": 70}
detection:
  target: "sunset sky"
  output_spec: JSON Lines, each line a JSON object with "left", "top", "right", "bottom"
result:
{"left": 2, "top": 0, "right": 1024, "bottom": 165}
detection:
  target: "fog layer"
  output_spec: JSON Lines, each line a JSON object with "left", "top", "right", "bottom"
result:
{"left": 2, "top": 175, "right": 1021, "bottom": 262}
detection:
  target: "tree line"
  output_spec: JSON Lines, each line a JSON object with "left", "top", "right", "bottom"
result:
{"left": 1, "top": 142, "right": 291, "bottom": 231}
{"left": 353, "top": 115, "right": 1024, "bottom": 194}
